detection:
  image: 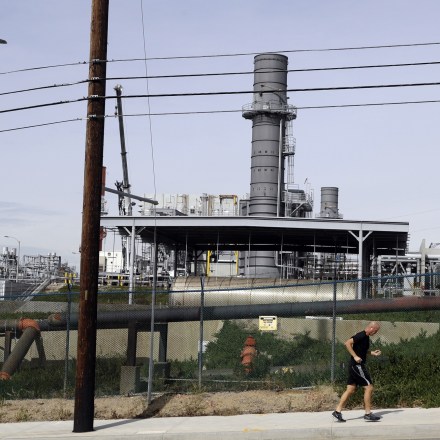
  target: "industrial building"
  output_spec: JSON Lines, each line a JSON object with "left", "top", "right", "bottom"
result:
{"left": 96, "top": 53, "right": 430, "bottom": 301}
{"left": 0, "top": 249, "right": 64, "bottom": 299}
{"left": 4, "top": 53, "right": 439, "bottom": 299}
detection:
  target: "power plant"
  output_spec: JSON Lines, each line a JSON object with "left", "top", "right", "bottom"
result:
{"left": 97, "top": 52, "right": 422, "bottom": 301}
{"left": 4, "top": 53, "right": 440, "bottom": 299}
{"left": 2, "top": 53, "right": 440, "bottom": 401}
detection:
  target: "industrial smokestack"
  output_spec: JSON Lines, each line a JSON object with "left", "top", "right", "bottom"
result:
{"left": 318, "top": 187, "right": 342, "bottom": 219}
{"left": 243, "top": 53, "right": 296, "bottom": 217}
{"left": 241, "top": 53, "right": 296, "bottom": 277}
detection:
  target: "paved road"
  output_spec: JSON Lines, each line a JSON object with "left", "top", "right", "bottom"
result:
{"left": 1, "top": 408, "right": 439, "bottom": 439}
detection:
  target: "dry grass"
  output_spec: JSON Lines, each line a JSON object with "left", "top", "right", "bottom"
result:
{"left": 0, "top": 387, "right": 339, "bottom": 423}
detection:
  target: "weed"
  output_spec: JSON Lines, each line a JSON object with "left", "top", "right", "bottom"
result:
{"left": 15, "top": 407, "right": 30, "bottom": 422}
{"left": 55, "top": 407, "right": 72, "bottom": 420}
{"left": 183, "top": 395, "right": 205, "bottom": 416}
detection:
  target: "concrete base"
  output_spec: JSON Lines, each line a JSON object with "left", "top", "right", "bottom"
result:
{"left": 154, "top": 361, "right": 170, "bottom": 378}
{"left": 120, "top": 365, "right": 140, "bottom": 395}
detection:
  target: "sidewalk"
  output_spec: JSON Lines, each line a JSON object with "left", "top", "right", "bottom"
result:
{"left": 1, "top": 407, "right": 440, "bottom": 439}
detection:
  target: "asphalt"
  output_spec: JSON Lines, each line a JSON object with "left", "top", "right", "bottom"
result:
{"left": 1, "top": 408, "right": 440, "bottom": 440}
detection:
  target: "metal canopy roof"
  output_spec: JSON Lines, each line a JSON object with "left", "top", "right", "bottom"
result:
{"left": 100, "top": 216, "right": 409, "bottom": 255}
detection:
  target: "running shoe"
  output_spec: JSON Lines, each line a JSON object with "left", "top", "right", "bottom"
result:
{"left": 364, "top": 413, "right": 381, "bottom": 421}
{"left": 332, "top": 411, "right": 346, "bottom": 422}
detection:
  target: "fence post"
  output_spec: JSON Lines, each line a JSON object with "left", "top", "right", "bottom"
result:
{"left": 147, "top": 237, "right": 158, "bottom": 405}
{"left": 63, "top": 282, "right": 72, "bottom": 398}
{"left": 331, "top": 262, "right": 337, "bottom": 382}
{"left": 198, "top": 274, "right": 205, "bottom": 389}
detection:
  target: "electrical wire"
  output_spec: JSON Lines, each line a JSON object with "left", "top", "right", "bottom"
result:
{"left": 0, "top": 97, "right": 87, "bottom": 114}
{"left": 0, "top": 61, "right": 88, "bottom": 76}
{"left": 4, "top": 80, "right": 439, "bottom": 114}
{"left": 0, "top": 79, "right": 89, "bottom": 96}
{"left": 0, "top": 117, "right": 85, "bottom": 133}
{"left": 140, "top": 0, "right": 158, "bottom": 406}
{"left": 101, "top": 98, "right": 440, "bottom": 117}
{"left": 2, "top": 98, "right": 440, "bottom": 134}
{"left": 2, "top": 41, "right": 440, "bottom": 76}
{"left": 103, "top": 41, "right": 440, "bottom": 62}
{"left": 4, "top": 59, "right": 440, "bottom": 98}
{"left": 297, "top": 99, "right": 440, "bottom": 110}
{"left": 87, "top": 81, "right": 440, "bottom": 101}
{"left": 105, "top": 60, "right": 440, "bottom": 82}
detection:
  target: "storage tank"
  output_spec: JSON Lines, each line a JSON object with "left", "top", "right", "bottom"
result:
{"left": 318, "top": 187, "right": 342, "bottom": 219}
{"left": 170, "top": 276, "right": 357, "bottom": 307}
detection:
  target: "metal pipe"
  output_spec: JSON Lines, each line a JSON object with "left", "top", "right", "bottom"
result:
{"left": 104, "top": 187, "right": 157, "bottom": 205}
{"left": 43, "top": 295, "right": 440, "bottom": 330}
{"left": 198, "top": 275, "right": 205, "bottom": 389}
{"left": 0, "top": 319, "right": 21, "bottom": 332}
{"left": 0, "top": 319, "right": 40, "bottom": 380}
{"left": 63, "top": 284, "right": 72, "bottom": 397}
{"left": 277, "top": 118, "right": 283, "bottom": 218}
{"left": 147, "top": 234, "right": 158, "bottom": 404}
{"left": 331, "top": 259, "right": 337, "bottom": 383}
{"left": 129, "top": 217, "right": 135, "bottom": 303}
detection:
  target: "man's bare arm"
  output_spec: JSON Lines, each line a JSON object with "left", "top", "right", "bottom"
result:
{"left": 344, "top": 338, "right": 362, "bottom": 363}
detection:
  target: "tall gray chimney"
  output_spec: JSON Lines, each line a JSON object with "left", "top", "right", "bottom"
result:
{"left": 241, "top": 53, "right": 296, "bottom": 277}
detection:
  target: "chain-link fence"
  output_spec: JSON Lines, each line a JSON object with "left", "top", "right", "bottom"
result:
{"left": 1, "top": 272, "right": 440, "bottom": 404}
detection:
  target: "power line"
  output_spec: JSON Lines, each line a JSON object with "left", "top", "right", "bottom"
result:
{"left": 0, "top": 117, "right": 85, "bottom": 133}
{"left": 103, "top": 60, "right": 440, "bottom": 82}
{"left": 0, "top": 79, "right": 88, "bottom": 97}
{"left": 297, "top": 99, "right": 440, "bottom": 110}
{"left": 106, "top": 99, "right": 440, "bottom": 116}
{"left": 4, "top": 59, "right": 440, "bottom": 98}
{"left": 0, "top": 97, "right": 87, "bottom": 114}
{"left": 2, "top": 99, "right": 440, "bottom": 133}
{"left": 105, "top": 41, "right": 440, "bottom": 62}
{"left": 0, "top": 60, "right": 88, "bottom": 76}
{"left": 2, "top": 81, "right": 440, "bottom": 114}
{"left": 96, "top": 81, "right": 440, "bottom": 100}
{"left": 1, "top": 41, "right": 440, "bottom": 76}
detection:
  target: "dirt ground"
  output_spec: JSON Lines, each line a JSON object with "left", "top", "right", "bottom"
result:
{"left": 0, "top": 387, "right": 340, "bottom": 423}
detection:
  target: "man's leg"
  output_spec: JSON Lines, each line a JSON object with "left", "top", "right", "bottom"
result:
{"left": 336, "top": 385, "right": 356, "bottom": 412}
{"left": 363, "top": 384, "right": 374, "bottom": 414}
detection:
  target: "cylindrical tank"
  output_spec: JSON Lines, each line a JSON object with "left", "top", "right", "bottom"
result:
{"left": 242, "top": 54, "right": 296, "bottom": 278}
{"left": 319, "top": 187, "right": 340, "bottom": 219}
{"left": 244, "top": 53, "right": 290, "bottom": 217}
{"left": 170, "top": 276, "right": 356, "bottom": 307}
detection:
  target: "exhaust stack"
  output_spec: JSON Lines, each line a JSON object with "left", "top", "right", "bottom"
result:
{"left": 241, "top": 53, "right": 296, "bottom": 277}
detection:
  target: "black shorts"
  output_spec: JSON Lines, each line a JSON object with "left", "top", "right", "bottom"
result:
{"left": 347, "top": 363, "right": 373, "bottom": 387}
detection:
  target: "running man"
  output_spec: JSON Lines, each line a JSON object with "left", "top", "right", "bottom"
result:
{"left": 332, "top": 321, "right": 382, "bottom": 422}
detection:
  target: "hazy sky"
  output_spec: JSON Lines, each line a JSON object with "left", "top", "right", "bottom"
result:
{"left": 1, "top": 1, "right": 440, "bottom": 271}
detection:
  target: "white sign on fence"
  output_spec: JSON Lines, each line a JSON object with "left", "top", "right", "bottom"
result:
{"left": 259, "top": 315, "right": 278, "bottom": 331}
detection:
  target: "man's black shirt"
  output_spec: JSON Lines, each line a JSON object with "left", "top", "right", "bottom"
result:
{"left": 349, "top": 330, "right": 370, "bottom": 366}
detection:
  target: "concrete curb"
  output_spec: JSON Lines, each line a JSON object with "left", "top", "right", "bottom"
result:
{"left": 1, "top": 408, "right": 439, "bottom": 439}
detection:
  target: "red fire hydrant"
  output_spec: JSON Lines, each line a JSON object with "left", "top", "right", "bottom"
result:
{"left": 240, "top": 335, "right": 257, "bottom": 374}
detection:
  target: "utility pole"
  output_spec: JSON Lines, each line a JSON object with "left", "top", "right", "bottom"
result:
{"left": 73, "top": 0, "right": 109, "bottom": 433}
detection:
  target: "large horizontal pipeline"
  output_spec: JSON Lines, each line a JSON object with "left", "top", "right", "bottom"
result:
{"left": 0, "top": 318, "right": 41, "bottom": 333}
{"left": 35, "top": 296, "right": 440, "bottom": 331}
{"left": 170, "top": 279, "right": 358, "bottom": 307}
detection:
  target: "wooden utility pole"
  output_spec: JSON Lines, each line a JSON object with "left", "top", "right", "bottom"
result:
{"left": 73, "top": 0, "right": 109, "bottom": 433}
